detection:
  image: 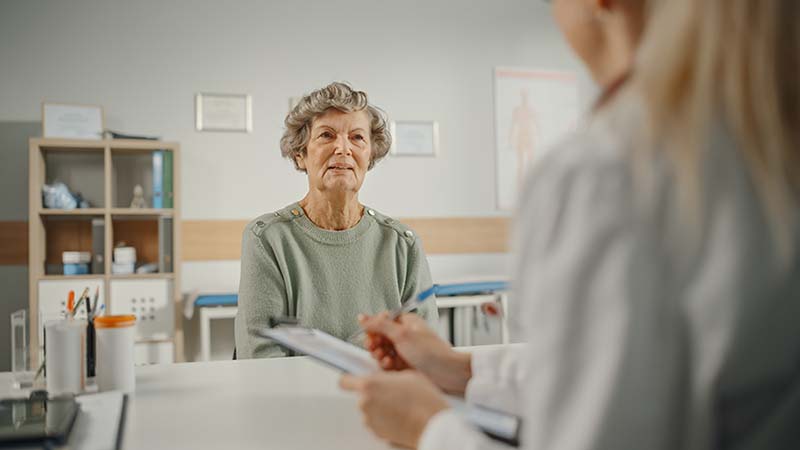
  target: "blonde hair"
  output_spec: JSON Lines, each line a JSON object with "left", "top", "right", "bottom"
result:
{"left": 280, "top": 82, "right": 392, "bottom": 172}
{"left": 634, "top": 0, "right": 800, "bottom": 252}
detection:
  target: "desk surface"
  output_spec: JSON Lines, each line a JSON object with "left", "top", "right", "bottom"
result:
{"left": 1, "top": 357, "right": 393, "bottom": 450}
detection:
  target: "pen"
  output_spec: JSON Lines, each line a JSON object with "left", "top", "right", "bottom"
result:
{"left": 85, "top": 291, "right": 91, "bottom": 317}
{"left": 91, "top": 287, "right": 99, "bottom": 315}
{"left": 67, "top": 290, "right": 75, "bottom": 316}
{"left": 71, "top": 287, "right": 90, "bottom": 318}
{"left": 346, "top": 285, "right": 438, "bottom": 342}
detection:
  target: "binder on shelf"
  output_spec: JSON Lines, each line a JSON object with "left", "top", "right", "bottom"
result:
{"left": 163, "top": 151, "right": 173, "bottom": 209}
{"left": 152, "top": 150, "right": 164, "bottom": 208}
{"left": 91, "top": 218, "right": 105, "bottom": 274}
{"left": 158, "top": 216, "right": 173, "bottom": 273}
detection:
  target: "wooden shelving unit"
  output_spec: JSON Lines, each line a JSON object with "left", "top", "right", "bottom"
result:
{"left": 28, "top": 138, "right": 182, "bottom": 366}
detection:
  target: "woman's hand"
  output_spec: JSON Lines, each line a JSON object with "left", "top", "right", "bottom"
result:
{"left": 360, "top": 312, "right": 472, "bottom": 395}
{"left": 339, "top": 370, "right": 449, "bottom": 449}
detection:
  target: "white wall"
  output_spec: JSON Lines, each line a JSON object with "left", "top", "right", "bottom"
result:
{"left": 0, "top": 0, "right": 592, "bottom": 292}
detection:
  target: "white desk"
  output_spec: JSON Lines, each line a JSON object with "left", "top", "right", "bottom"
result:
{"left": 0, "top": 357, "right": 393, "bottom": 450}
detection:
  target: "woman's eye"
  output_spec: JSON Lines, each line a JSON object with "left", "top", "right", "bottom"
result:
{"left": 352, "top": 134, "right": 365, "bottom": 141}
{"left": 319, "top": 131, "right": 334, "bottom": 139}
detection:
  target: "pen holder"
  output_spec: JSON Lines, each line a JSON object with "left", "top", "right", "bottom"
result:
{"left": 86, "top": 318, "right": 96, "bottom": 378}
{"left": 44, "top": 319, "right": 87, "bottom": 396}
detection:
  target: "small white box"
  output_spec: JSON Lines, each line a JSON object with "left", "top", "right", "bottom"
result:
{"left": 113, "top": 247, "right": 137, "bottom": 264}
{"left": 111, "top": 262, "right": 135, "bottom": 275}
{"left": 62, "top": 251, "right": 91, "bottom": 264}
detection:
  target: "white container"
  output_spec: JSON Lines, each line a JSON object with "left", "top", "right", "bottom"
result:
{"left": 95, "top": 315, "right": 137, "bottom": 393}
{"left": 45, "top": 319, "right": 86, "bottom": 395}
{"left": 113, "top": 247, "right": 137, "bottom": 264}
{"left": 62, "top": 251, "right": 91, "bottom": 264}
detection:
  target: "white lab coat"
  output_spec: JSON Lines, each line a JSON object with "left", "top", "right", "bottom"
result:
{"left": 419, "top": 91, "right": 800, "bottom": 450}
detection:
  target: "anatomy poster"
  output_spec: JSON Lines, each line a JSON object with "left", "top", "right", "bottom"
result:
{"left": 494, "top": 68, "right": 579, "bottom": 210}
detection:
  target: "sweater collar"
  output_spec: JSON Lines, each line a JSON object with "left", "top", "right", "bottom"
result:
{"left": 288, "top": 202, "right": 373, "bottom": 245}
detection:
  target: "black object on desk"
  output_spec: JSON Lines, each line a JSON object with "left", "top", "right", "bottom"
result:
{"left": 86, "top": 318, "right": 96, "bottom": 377}
{"left": 0, "top": 395, "right": 79, "bottom": 446}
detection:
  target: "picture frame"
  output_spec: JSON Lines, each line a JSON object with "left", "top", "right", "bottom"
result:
{"left": 42, "top": 103, "right": 104, "bottom": 140}
{"left": 389, "top": 120, "right": 439, "bottom": 157}
{"left": 195, "top": 93, "right": 252, "bottom": 132}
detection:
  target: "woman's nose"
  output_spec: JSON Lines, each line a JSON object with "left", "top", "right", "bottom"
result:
{"left": 334, "top": 135, "right": 352, "bottom": 155}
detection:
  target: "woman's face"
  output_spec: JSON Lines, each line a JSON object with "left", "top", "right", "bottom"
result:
{"left": 297, "top": 108, "right": 372, "bottom": 195}
{"left": 552, "top": 0, "right": 601, "bottom": 78}
{"left": 551, "top": 0, "right": 610, "bottom": 84}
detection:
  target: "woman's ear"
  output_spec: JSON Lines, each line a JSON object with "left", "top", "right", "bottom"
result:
{"left": 295, "top": 153, "right": 306, "bottom": 170}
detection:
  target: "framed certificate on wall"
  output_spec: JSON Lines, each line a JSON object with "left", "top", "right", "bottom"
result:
{"left": 195, "top": 93, "right": 252, "bottom": 132}
{"left": 390, "top": 121, "right": 439, "bottom": 157}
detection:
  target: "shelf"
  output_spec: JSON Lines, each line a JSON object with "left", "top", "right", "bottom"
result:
{"left": 32, "top": 138, "right": 106, "bottom": 151}
{"left": 40, "top": 208, "right": 105, "bottom": 216}
{"left": 39, "top": 208, "right": 174, "bottom": 216}
{"left": 29, "top": 136, "right": 181, "bottom": 365}
{"left": 30, "top": 138, "right": 178, "bottom": 152}
{"left": 110, "top": 273, "right": 174, "bottom": 280}
{"left": 37, "top": 273, "right": 175, "bottom": 281}
{"left": 110, "top": 140, "right": 179, "bottom": 151}
{"left": 110, "top": 208, "right": 174, "bottom": 217}
{"left": 38, "top": 274, "right": 105, "bottom": 281}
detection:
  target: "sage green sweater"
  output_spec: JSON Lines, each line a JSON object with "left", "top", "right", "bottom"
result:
{"left": 234, "top": 202, "right": 438, "bottom": 359}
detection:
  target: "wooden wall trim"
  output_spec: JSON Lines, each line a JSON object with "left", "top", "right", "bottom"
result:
{"left": 182, "top": 220, "right": 248, "bottom": 261}
{"left": 181, "top": 217, "right": 511, "bottom": 261}
{"left": 0, "top": 221, "right": 28, "bottom": 265}
{"left": 1, "top": 217, "right": 511, "bottom": 265}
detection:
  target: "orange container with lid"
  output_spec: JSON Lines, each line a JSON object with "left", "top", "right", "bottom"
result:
{"left": 95, "top": 314, "right": 137, "bottom": 392}
{"left": 94, "top": 315, "right": 136, "bottom": 329}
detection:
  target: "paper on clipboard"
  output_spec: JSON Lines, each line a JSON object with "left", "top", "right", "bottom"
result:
{"left": 258, "top": 327, "right": 380, "bottom": 376}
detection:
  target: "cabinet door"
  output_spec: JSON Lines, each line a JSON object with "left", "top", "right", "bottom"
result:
{"left": 110, "top": 279, "right": 174, "bottom": 340}
{"left": 38, "top": 278, "right": 105, "bottom": 348}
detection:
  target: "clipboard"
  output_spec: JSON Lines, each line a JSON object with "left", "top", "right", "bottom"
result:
{"left": 258, "top": 326, "right": 521, "bottom": 447}
{"left": 259, "top": 327, "right": 379, "bottom": 375}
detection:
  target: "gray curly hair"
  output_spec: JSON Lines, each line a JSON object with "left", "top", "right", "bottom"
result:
{"left": 280, "top": 82, "right": 392, "bottom": 172}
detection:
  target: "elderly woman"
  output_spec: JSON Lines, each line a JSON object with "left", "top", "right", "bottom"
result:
{"left": 235, "top": 82, "right": 438, "bottom": 359}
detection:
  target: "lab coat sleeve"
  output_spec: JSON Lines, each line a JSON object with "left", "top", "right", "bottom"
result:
{"left": 419, "top": 409, "right": 514, "bottom": 450}
{"left": 465, "top": 344, "right": 529, "bottom": 415}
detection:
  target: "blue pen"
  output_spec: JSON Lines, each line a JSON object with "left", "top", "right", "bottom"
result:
{"left": 347, "top": 285, "right": 438, "bottom": 342}
{"left": 388, "top": 285, "right": 437, "bottom": 319}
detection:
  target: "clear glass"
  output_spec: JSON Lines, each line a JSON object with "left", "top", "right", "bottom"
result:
{"left": 11, "top": 309, "right": 34, "bottom": 389}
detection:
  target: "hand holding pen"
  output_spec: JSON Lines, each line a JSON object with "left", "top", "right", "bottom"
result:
{"left": 347, "top": 285, "right": 438, "bottom": 343}
{"left": 359, "top": 303, "right": 473, "bottom": 395}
